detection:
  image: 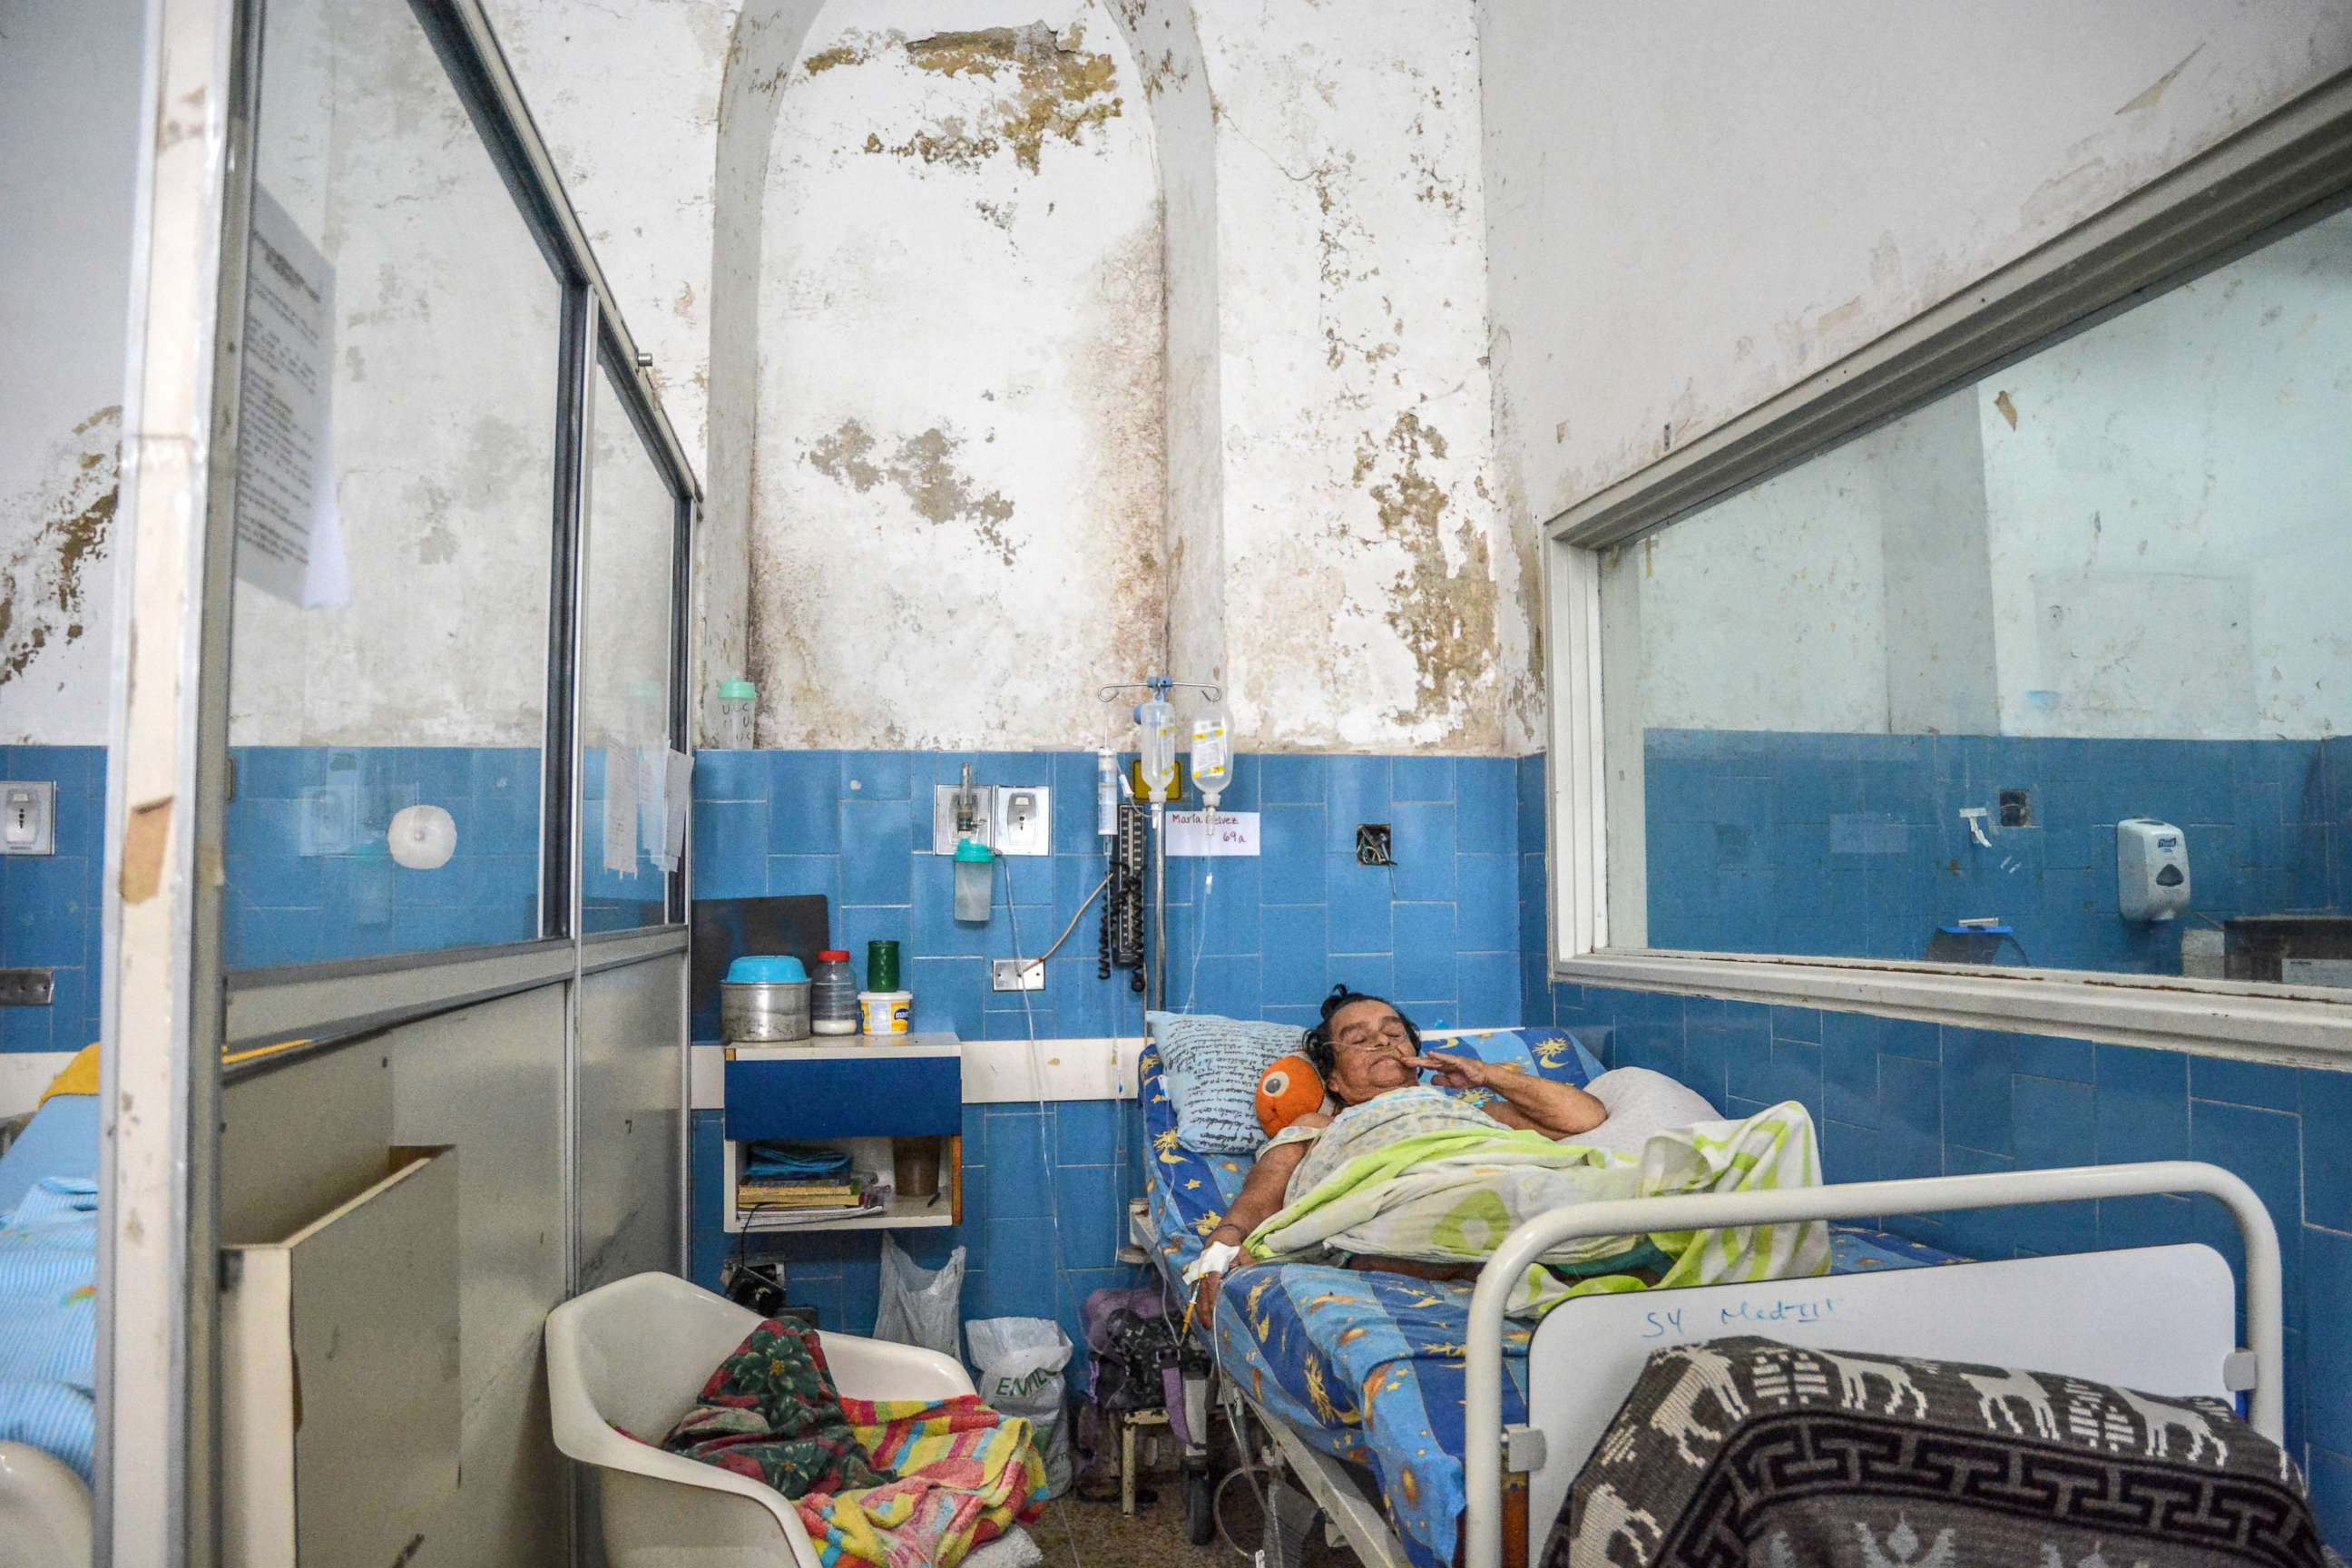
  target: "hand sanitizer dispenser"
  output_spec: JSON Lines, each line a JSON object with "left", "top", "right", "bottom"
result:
{"left": 2118, "top": 818, "right": 2190, "bottom": 922}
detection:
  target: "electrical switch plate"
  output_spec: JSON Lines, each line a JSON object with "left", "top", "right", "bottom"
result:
{"left": 993, "top": 787, "right": 1051, "bottom": 857}
{"left": 0, "top": 969, "right": 54, "bottom": 1007}
{"left": 2, "top": 781, "right": 55, "bottom": 856}
{"left": 991, "top": 957, "right": 1047, "bottom": 993}
{"left": 932, "top": 783, "right": 998, "bottom": 855}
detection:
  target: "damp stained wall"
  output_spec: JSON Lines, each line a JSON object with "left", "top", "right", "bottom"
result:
{"left": 1479, "top": 0, "right": 2352, "bottom": 535}
{"left": 743, "top": 1, "right": 1168, "bottom": 751}
{"left": 1196, "top": 0, "right": 1534, "bottom": 755}
{"left": 0, "top": 0, "right": 141, "bottom": 745}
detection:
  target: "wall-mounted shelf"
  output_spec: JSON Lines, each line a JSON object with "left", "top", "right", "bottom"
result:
{"left": 720, "top": 1035, "right": 963, "bottom": 1234}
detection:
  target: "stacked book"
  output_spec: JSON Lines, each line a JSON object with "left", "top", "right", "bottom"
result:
{"left": 739, "top": 1143, "right": 882, "bottom": 1223}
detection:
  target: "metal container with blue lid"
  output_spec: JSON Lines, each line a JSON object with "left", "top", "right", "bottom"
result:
{"left": 721, "top": 955, "right": 812, "bottom": 1043}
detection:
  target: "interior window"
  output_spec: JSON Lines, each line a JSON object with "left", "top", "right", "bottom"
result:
{"left": 220, "top": 0, "right": 562, "bottom": 968}
{"left": 1598, "top": 201, "right": 2352, "bottom": 985}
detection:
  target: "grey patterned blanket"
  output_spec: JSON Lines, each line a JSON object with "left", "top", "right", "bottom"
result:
{"left": 1566, "top": 1336, "right": 2330, "bottom": 1568}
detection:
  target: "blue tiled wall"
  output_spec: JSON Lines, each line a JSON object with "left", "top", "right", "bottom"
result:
{"left": 690, "top": 746, "right": 1527, "bottom": 1367}
{"left": 1519, "top": 753, "right": 2352, "bottom": 1541}
{"left": 225, "top": 746, "right": 544, "bottom": 967}
{"left": 691, "top": 1098, "right": 1151, "bottom": 1378}
{"left": 0, "top": 745, "right": 105, "bottom": 1056}
{"left": 690, "top": 750, "right": 1526, "bottom": 1042}
{"left": 1642, "top": 730, "right": 2343, "bottom": 972}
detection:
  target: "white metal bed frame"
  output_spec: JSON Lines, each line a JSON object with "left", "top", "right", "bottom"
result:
{"left": 1156, "top": 1160, "right": 2281, "bottom": 1568}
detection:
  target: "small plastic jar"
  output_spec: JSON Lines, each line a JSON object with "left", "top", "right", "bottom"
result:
{"left": 716, "top": 679, "right": 757, "bottom": 748}
{"left": 810, "top": 949, "right": 859, "bottom": 1035}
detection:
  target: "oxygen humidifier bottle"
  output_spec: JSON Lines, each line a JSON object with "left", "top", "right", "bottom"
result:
{"left": 953, "top": 838, "right": 995, "bottom": 923}
{"left": 1096, "top": 749, "right": 1118, "bottom": 837}
{"left": 1137, "top": 694, "right": 1178, "bottom": 801}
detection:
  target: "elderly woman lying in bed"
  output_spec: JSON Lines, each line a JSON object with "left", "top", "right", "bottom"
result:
{"left": 1188, "top": 986, "right": 1826, "bottom": 1327}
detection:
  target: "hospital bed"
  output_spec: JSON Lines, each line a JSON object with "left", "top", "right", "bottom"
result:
{"left": 0, "top": 1090, "right": 101, "bottom": 1568}
{"left": 1134, "top": 1033, "right": 2287, "bottom": 1568}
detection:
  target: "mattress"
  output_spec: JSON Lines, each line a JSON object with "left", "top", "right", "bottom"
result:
{"left": 0, "top": 1174, "right": 98, "bottom": 1485}
{"left": 0, "top": 1094, "right": 99, "bottom": 1218}
{"left": 1138, "top": 1043, "right": 1957, "bottom": 1568}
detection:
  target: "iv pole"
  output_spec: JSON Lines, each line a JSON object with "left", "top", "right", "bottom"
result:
{"left": 1099, "top": 679, "right": 1222, "bottom": 1012}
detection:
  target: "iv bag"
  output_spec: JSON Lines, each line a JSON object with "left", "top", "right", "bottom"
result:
{"left": 1137, "top": 696, "right": 1178, "bottom": 799}
{"left": 1190, "top": 707, "right": 1231, "bottom": 802}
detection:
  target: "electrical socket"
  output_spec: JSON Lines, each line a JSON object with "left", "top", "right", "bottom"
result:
{"left": 2, "top": 781, "right": 55, "bottom": 856}
{"left": 0, "top": 969, "right": 55, "bottom": 1007}
{"left": 991, "top": 958, "right": 1046, "bottom": 993}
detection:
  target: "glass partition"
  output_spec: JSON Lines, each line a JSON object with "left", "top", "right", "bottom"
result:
{"left": 222, "top": 0, "right": 562, "bottom": 966}
{"left": 578, "top": 358, "right": 681, "bottom": 932}
{"left": 1599, "top": 201, "right": 2352, "bottom": 985}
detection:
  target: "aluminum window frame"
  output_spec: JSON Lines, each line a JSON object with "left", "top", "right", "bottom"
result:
{"left": 214, "top": 0, "right": 701, "bottom": 1039}
{"left": 1541, "top": 70, "right": 2352, "bottom": 1067}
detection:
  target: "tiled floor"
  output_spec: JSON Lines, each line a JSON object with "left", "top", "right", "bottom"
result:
{"left": 1034, "top": 1492, "right": 1356, "bottom": 1568}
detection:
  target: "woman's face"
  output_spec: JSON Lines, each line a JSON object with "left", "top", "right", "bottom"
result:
{"left": 1324, "top": 999, "right": 1418, "bottom": 1105}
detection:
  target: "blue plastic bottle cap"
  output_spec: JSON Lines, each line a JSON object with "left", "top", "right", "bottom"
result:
{"left": 725, "top": 955, "right": 808, "bottom": 984}
{"left": 953, "top": 838, "right": 995, "bottom": 863}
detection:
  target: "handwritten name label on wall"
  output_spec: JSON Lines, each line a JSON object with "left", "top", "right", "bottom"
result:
{"left": 1166, "top": 810, "right": 1259, "bottom": 857}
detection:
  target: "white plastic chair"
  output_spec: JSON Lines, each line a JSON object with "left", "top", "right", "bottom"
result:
{"left": 545, "top": 1271, "right": 979, "bottom": 1568}
{"left": 0, "top": 1442, "right": 91, "bottom": 1568}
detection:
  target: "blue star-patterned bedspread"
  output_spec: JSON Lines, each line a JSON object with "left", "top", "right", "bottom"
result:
{"left": 1137, "top": 1035, "right": 1956, "bottom": 1568}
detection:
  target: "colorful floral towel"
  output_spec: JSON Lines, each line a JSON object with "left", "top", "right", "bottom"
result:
{"left": 798, "top": 1396, "right": 1048, "bottom": 1568}
{"left": 662, "top": 1318, "right": 884, "bottom": 1497}
{"left": 661, "top": 1317, "right": 1044, "bottom": 1568}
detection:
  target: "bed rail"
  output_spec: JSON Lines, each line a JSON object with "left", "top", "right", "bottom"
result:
{"left": 1460, "top": 1160, "right": 2282, "bottom": 1568}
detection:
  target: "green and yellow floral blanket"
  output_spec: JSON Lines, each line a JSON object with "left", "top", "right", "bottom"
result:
{"left": 1244, "top": 1085, "right": 1827, "bottom": 1314}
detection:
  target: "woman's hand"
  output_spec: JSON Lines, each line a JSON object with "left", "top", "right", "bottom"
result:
{"left": 1403, "top": 1050, "right": 1491, "bottom": 1092}
{"left": 1192, "top": 1270, "right": 1222, "bottom": 1330}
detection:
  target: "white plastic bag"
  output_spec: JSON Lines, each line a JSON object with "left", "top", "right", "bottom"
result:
{"left": 873, "top": 1237, "right": 965, "bottom": 1362}
{"left": 967, "top": 1316, "right": 1075, "bottom": 1498}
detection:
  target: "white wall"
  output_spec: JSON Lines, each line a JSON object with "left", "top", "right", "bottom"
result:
{"left": 0, "top": 0, "right": 142, "bottom": 744}
{"left": 485, "top": 0, "right": 740, "bottom": 726}
{"left": 1482, "top": 0, "right": 2352, "bottom": 534}
{"left": 227, "top": 0, "right": 564, "bottom": 747}
{"left": 1979, "top": 207, "right": 2352, "bottom": 740}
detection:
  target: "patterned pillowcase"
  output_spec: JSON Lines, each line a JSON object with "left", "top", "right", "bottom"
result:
{"left": 662, "top": 1317, "right": 884, "bottom": 1500}
{"left": 1446, "top": 1028, "right": 1602, "bottom": 1087}
{"left": 1147, "top": 1011, "right": 1304, "bottom": 1154}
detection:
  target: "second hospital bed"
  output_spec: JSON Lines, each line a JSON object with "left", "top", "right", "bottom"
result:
{"left": 1132, "top": 1030, "right": 1964, "bottom": 1568}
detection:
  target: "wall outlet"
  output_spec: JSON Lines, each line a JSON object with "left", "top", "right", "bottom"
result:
{"left": 0, "top": 969, "right": 55, "bottom": 1007}
{"left": 1355, "top": 823, "right": 1393, "bottom": 867}
{"left": 991, "top": 958, "right": 1046, "bottom": 993}
{"left": 2, "top": 781, "right": 55, "bottom": 856}
{"left": 994, "top": 787, "right": 1051, "bottom": 857}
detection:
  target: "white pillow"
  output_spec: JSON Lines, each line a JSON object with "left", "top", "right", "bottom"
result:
{"left": 1146, "top": 1011, "right": 1302, "bottom": 1154}
{"left": 1571, "top": 1067, "right": 1723, "bottom": 1158}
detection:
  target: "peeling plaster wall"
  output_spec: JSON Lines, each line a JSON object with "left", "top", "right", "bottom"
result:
{"left": 744, "top": 1, "right": 1166, "bottom": 750}
{"left": 0, "top": 0, "right": 141, "bottom": 743}
{"left": 1480, "top": 0, "right": 2352, "bottom": 535}
{"left": 1200, "top": 0, "right": 1533, "bottom": 754}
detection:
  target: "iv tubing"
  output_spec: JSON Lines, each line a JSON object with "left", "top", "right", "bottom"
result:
{"left": 1151, "top": 802, "right": 1168, "bottom": 1011}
